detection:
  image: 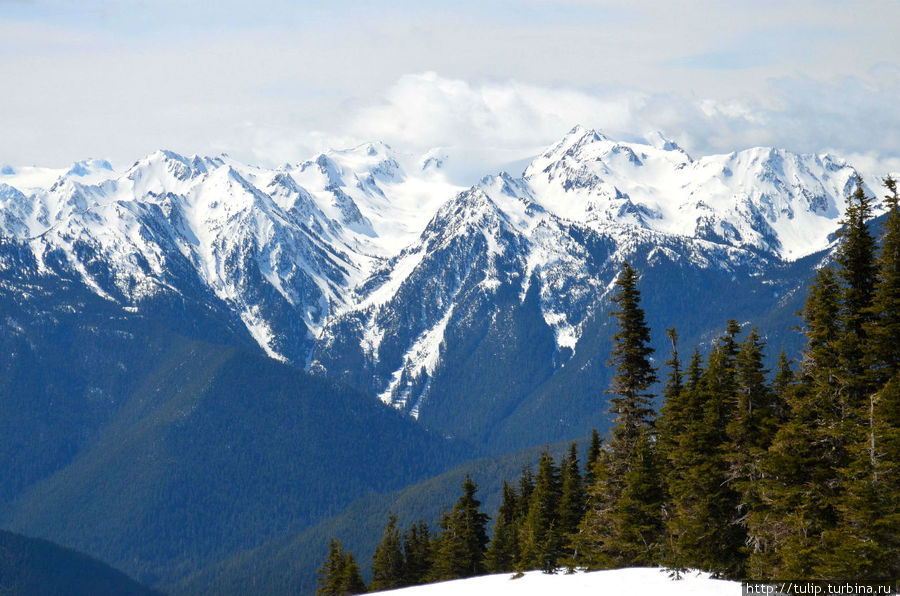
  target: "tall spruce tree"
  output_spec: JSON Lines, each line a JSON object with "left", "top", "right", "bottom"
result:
{"left": 316, "top": 538, "right": 367, "bottom": 596}
{"left": 584, "top": 429, "right": 602, "bottom": 488}
{"left": 666, "top": 325, "right": 746, "bottom": 579}
{"left": 579, "top": 262, "right": 662, "bottom": 568}
{"left": 557, "top": 442, "right": 586, "bottom": 558}
{"left": 371, "top": 513, "right": 405, "bottom": 591}
{"left": 834, "top": 176, "right": 878, "bottom": 421}
{"left": 867, "top": 177, "right": 900, "bottom": 382}
{"left": 605, "top": 262, "right": 658, "bottom": 466}
{"left": 725, "top": 330, "right": 779, "bottom": 568}
{"left": 430, "top": 475, "right": 490, "bottom": 581}
{"left": 519, "top": 450, "right": 563, "bottom": 573}
{"left": 657, "top": 328, "right": 685, "bottom": 469}
{"left": 822, "top": 177, "right": 900, "bottom": 578}
{"left": 402, "top": 520, "right": 432, "bottom": 586}
{"left": 752, "top": 267, "right": 843, "bottom": 578}
{"left": 485, "top": 481, "right": 520, "bottom": 573}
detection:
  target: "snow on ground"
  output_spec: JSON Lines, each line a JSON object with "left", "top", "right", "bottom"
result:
{"left": 371, "top": 567, "right": 741, "bottom": 596}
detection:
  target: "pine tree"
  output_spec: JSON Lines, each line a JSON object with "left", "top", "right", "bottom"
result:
{"left": 579, "top": 262, "right": 662, "bottom": 568}
{"left": 725, "top": 329, "right": 778, "bottom": 567}
{"left": 515, "top": 465, "right": 535, "bottom": 522}
{"left": 867, "top": 176, "right": 900, "bottom": 382}
{"left": 402, "top": 520, "right": 432, "bottom": 586}
{"left": 606, "top": 263, "right": 658, "bottom": 468}
{"left": 666, "top": 323, "right": 745, "bottom": 578}
{"left": 752, "top": 268, "right": 843, "bottom": 578}
{"left": 656, "top": 328, "right": 686, "bottom": 573}
{"left": 823, "top": 177, "right": 900, "bottom": 578}
{"left": 485, "top": 481, "right": 519, "bottom": 573}
{"left": 772, "top": 351, "right": 794, "bottom": 424}
{"left": 316, "top": 538, "right": 367, "bottom": 596}
{"left": 557, "top": 442, "right": 585, "bottom": 555}
{"left": 584, "top": 429, "right": 602, "bottom": 488}
{"left": 821, "top": 373, "right": 900, "bottom": 579}
{"left": 519, "top": 450, "right": 562, "bottom": 573}
{"left": 834, "top": 176, "right": 878, "bottom": 426}
{"left": 371, "top": 513, "right": 405, "bottom": 591}
{"left": 431, "top": 475, "right": 490, "bottom": 580}
{"left": 657, "top": 327, "right": 685, "bottom": 473}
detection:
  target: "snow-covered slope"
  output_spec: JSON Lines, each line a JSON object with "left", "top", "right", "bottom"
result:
{"left": 0, "top": 128, "right": 864, "bottom": 428}
{"left": 0, "top": 145, "right": 461, "bottom": 363}
{"left": 525, "top": 126, "right": 856, "bottom": 259}
{"left": 372, "top": 568, "right": 741, "bottom": 596}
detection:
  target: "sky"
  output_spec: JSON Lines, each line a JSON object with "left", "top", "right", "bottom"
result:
{"left": 1, "top": 0, "right": 899, "bottom": 182}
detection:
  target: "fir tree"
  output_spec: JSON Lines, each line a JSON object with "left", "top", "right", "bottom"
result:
{"left": 316, "top": 538, "right": 367, "bottom": 596}
{"left": 485, "top": 481, "right": 519, "bottom": 573}
{"left": 515, "top": 465, "right": 535, "bottom": 522}
{"left": 656, "top": 328, "right": 686, "bottom": 573}
{"left": 823, "top": 177, "right": 900, "bottom": 579}
{"left": 557, "top": 442, "right": 585, "bottom": 553}
{"left": 751, "top": 268, "right": 843, "bottom": 577}
{"left": 866, "top": 176, "right": 900, "bottom": 382}
{"left": 605, "top": 262, "right": 658, "bottom": 467}
{"left": 402, "top": 520, "right": 432, "bottom": 586}
{"left": 725, "top": 330, "right": 778, "bottom": 567}
{"left": 519, "top": 450, "right": 562, "bottom": 573}
{"left": 431, "top": 475, "right": 490, "bottom": 580}
{"left": 666, "top": 324, "right": 745, "bottom": 578}
{"left": 834, "top": 177, "right": 878, "bottom": 426}
{"left": 584, "top": 429, "right": 602, "bottom": 488}
{"left": 579, "top": 262, "right": 662, "bottom": 569}
{"left": 657, "top": 328, "right": 685, "bottom": 471}
{"left": 371, "top": 513, "right": 405, "bottom": 591}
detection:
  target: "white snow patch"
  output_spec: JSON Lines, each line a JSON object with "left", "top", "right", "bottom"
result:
{"left": 371, "top": 567, "right": 741, "bottom": 596}
{"left": 377, "top": 304, "right": 454, "bottom": 415}
{"left": 240, "top": 309, "right": 286, "bottom": 363}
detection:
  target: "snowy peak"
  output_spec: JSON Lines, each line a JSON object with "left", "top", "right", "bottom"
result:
{"left": 523, "top": 127, "right": 860, "bottom": 259}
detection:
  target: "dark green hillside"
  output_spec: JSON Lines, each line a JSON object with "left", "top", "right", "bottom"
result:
{"left": 170, "top": 440, "right": 577, "bottom": 596}
{"left": 3, "top": 342, "right": 470, "bottom": 587}
{"left": 0, "top": 529, "right": 161, "bottom": 596}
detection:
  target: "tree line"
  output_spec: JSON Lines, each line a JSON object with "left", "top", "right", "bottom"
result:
{"left": 317, "top": 177, "right": 900, "bottom": 594}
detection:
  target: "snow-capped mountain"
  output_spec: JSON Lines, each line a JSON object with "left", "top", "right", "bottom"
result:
{"left": 0, "top": 127, "right": 864, "bottom": 447}
{"left": 0, "top": 144, "right": 461, "bottom": 364}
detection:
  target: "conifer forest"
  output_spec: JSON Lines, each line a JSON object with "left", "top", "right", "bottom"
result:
{"left": 318, "top": 177, "right": 900, "bottom": 594}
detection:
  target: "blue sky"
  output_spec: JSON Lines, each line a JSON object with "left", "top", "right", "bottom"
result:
{"left": 1, "top": 0, "right": 898, "bottom": 181}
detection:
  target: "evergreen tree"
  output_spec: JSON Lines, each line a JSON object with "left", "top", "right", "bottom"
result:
{"left": 821, "top": 373, "right": 900, "bottom": 579}
{"left": 557, "top": 442, "right": 585, "bottom": 551}
{"left": 656, "top": 328, "right": 686, "bottom": 573}
{"left": 772, "top": 351, "right": 794, "bottom": 424}
{"left": 515, "top": 465, "right": 535, "bottom": 522}
{"left": 584, "top": 429, "right": 602, "bottom": 488}
{"left": 431, "top": 475, "right": 490, "bottom": 581}
{"left": 834, "top": 177, "right": 878, "bottom": 427}
{"left": 751, "top": 268, "right": 843, "bottom": 578}
{"left": 725, "top": 330, "right": 778, "bottom": 567}
{"left": 316, "top": 538, "right": 367, "bottom": 596}
{"left": 605, "top": 262, "right": 658, "bottom": 467}
{"left": 666, "top": 324, "right": 745, "bottom": 578}
{"left": 485, "top": 481, "right": 519, "bottom": 573}
{"left": 823, "top": 177, "right": 900, "bottom": 579}
{"left": 657, "top": 327, "right": 685, "bottom": 471}
{"left": 579, "top": 262, "right": 662, "bottom": 568}
{"left": 402, "top": 520, "right": 432, "bottom": 586}
{"left": 371, "top": 513, "right": 405, "bottom": 591}
{"left": 519, "top": 450, "right": 562, "bottom": 573}
{"left": 867, "top": 176, "right": 900, "bottom": 382}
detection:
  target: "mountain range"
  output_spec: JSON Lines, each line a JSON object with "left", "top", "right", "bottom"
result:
{"left": 0, "top": 126, "right": 871, "bottom": 591}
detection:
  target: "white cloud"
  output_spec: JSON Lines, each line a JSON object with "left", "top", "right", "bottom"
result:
{"left": 330, "top": 72, "right": 900, "bottom": 183}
